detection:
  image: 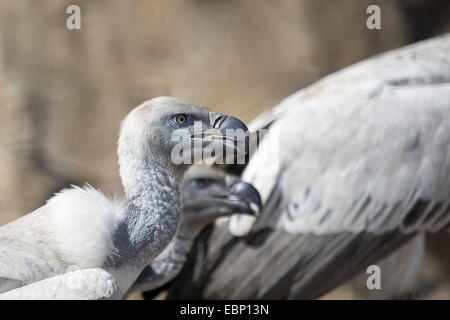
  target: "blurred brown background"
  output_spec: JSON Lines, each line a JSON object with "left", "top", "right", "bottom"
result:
{"left": 0, "top": 0, "right": 448, "bottom": 299}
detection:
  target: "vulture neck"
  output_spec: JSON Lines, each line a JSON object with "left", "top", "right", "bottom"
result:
{"left": 151, "top": 219, "right": 203, "bottom": 268}
{"left": 106, "top": 153, "right": 184, "bottom": 293}
{"left": 131, "top": 220, "right": 203, "bottom": 293}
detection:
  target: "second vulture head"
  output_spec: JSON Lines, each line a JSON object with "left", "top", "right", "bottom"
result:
{"left": 180, "top": 166, "right": 261, "bottom": 235}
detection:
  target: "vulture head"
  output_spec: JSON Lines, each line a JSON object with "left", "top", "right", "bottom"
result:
{"left": 180, "top": 166, "right": 261, "bottom": 235}
{"left": 118, "top": 96, "right": 249, "bottom": 195}
{"left": 108, "top": 97, "right": 250, "bottom": 289}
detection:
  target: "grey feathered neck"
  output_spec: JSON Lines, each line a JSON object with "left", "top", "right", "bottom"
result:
{"left": 105, "top": 151, "right": 184, "bottom": 290}
{"left": 130, "top": 218, "right": 202, "bottom": 293}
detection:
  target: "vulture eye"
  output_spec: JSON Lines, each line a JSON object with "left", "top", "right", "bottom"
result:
{"left": 174, "top": 114, "right": 187, "bottom": 125}
{"left": 193, "top": 178, "right": 213, "bottom": 189}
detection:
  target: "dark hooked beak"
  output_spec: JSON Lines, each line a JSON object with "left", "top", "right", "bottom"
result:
{"left": 204, "top": 112, "right": 250, "bottom": 156}
{"left": 212, "top": 179, "right": 261, "bottom": 217}
{"left": 187, "top": 112, "right": 249, "bottom": 165}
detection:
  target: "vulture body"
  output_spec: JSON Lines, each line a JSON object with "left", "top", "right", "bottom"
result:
{"left": 0, "top": 97, "right": 249, "bottom": 299}
{"left": 166, "top": 34, "right": 450, "bottom": 299}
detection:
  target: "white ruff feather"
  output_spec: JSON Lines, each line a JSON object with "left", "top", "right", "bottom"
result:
{"left": 45, "top": 185, "right": 125, "bottom": 269}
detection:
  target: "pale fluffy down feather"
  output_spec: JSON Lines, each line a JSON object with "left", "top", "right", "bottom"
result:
{"left": 45, "top": 185, "right": 125, "bottom": 269}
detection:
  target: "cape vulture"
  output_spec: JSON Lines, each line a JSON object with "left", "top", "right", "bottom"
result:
{"left": 0, "top": 97, "right": 249, "bottom": 299}
{"left": 165, "top": 34, "right": 450, "bottom": 299}
{"left": 129, "top": 165, "right": 260, "bottom": 295}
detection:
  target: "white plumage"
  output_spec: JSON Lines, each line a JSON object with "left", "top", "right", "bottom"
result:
{"left": 44, "top": 186, "right": 125, "bottom": 269}
{"left": 0, "top": 186, "right": 124, "bottom": 298}
{"left": 231, "top": 34, "right": 450, "bottom": 236}
{"left": 228, "top": 34, "right": 450, "bottom": 298}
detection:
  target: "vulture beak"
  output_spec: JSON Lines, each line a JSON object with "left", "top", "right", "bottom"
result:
{"left": 213, "top": 180, "right": 261, "bottom": 217}
{"left": 191, "top": 112, "right": 249, "bottom": 158}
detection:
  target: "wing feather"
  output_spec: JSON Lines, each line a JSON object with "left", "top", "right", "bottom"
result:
{"left": 168, "top": 35, "right": 450, "bottom": 300}
{"left": 233, "top": 33, "right": 450, "bottom": 236}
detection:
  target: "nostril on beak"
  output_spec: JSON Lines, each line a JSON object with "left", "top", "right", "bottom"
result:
{"left": 210, "top": 113, "right": 227, "bottom": 129}
{"left": 213, "top": 116, "right": 224, "bottom": 128}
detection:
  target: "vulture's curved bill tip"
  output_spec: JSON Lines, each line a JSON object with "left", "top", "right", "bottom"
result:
{"left": 228, "top": 180, "right": 261, "bottom": 217}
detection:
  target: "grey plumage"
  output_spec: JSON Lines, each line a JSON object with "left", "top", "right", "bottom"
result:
{"left": 166, "top": 34, "right": 450, "bottom": 299}
{"left": 129, "top": 165, "right": 260, "bottom": 294}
